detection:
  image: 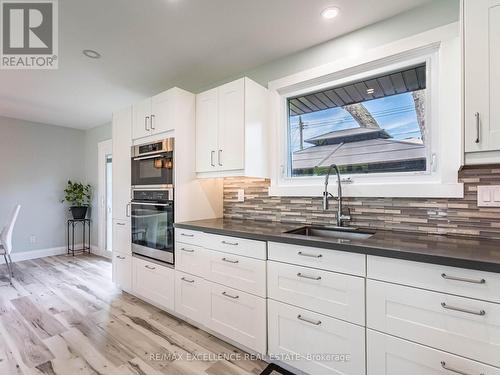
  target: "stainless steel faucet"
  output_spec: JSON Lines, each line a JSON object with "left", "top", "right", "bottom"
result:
{"left": 323, "top": 164, "right": 351, "bottom": 227}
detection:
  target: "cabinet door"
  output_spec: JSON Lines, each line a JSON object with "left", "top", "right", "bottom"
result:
{"left": 268, "top": 299, "right": 365, "bottom": 375}
{"left": 174, "top": 270, "right": 208, "bottom": 326}
{"left": 367, "top": 279, "right": 500, "bottom": 368}
{"left": 217, "top": 78, "right": 245, "bottom": 171}
{"left": 112, "top": 220, "right": 131, "bottom": 255}
{"left": 113, "top": 253, "right": 132, "bottom": 291}
{"left": 367, "top": 330, "right": 500, "bottom": 375}
{"left": 196, "top": 88, "right": 219, "bottom": 173}
{"left": 112, "top": 107, "right": 132, "bottom": 221}
{"left": 465, "top": 0, "right": 500, "bottom": 152}
{"left": 132, "top": 98, "right": 152, "bottom": 140}
{"left": 207, "top": 281, "right": 267, "bottom": 354}
{"left": 151, "top": 90, "right": 175, "bottom": 134}
{"left": 132, "top": 257, "right": 175, "bottom": 311}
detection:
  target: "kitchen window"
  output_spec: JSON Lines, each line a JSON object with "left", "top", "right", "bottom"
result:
{"left": 268, "top": 25, "right": 463, "bottom": 198}
{"left": 287, "top": 63, "right": 428, "bottom": 177}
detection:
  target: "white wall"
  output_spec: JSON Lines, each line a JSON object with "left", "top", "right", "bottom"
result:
{"left": 196, "top": 0, "right": 460, "bottom": 92}
{"left": 0, "top": 116, "right": 85, "bottom": 253}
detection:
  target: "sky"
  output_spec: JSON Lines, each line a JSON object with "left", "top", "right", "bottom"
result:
{"left": 289, "top": 91, "right": 423, "bottom": 153}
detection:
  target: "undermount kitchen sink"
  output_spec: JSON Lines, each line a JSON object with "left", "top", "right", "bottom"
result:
{"left": 285, "top": 226, "right": 375, "bottom": 240}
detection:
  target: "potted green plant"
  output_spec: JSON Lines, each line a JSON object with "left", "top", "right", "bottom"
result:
{"left": 61, "top": 180, "right": 92, "bottom": 219}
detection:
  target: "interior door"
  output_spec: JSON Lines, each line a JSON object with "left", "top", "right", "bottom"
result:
{"left": 132, "top": 98, "right": 152, "bottom": 140}
{"left": 196, "top": 88, "right": 219, "bottom": 172}
{"left": 151, "top": 90, "right": 175, "bottom": 134}
{"left": 465, "top": 0, "right": 500, "bottom": 152}
{"left": 217, "top": 78, "right": 245, "bottom": 171}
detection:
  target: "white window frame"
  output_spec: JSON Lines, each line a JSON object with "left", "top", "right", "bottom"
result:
{"left": 268, "top": 23, "right": 463, "bottom": 198}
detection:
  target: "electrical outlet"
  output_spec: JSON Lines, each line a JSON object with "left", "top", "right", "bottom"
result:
{"left": 477, "top": 185, "right": 500, "bottom": 207}
{"left": 29, "top": 235, "right": 36, "bottom": 244}
{"left": 237, "top": 189, "right": 245, "bottom": 202}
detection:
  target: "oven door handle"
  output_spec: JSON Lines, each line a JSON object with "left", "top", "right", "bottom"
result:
{"left": 131, "top": 202, "right": 172, "bottom": 207}
{"left": 133, "top": 154, "right": 166, "bottom": 161}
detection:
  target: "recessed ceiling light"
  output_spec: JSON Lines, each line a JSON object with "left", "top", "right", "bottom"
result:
{"left": 321, "top": 7, "right": 340, "bottom": 19}
{"left": 83, "top": 49, "right": 101, "bottom": 59}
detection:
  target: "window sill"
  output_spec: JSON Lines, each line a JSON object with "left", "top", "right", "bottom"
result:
{"left": 268, "top": 181, "right": 464, "bottom": 198}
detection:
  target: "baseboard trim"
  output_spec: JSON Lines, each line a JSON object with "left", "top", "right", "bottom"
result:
{"left": 0, "top": 246, "right": 67, "bottom": 264}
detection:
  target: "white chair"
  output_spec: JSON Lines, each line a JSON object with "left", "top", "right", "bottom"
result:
{"left": 0, "top": 205, "right": 21, "bottom": 284}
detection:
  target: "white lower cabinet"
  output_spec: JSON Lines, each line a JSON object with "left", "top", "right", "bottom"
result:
{"left": 175, "top": 243, "right": 207, "bottom": 277}
{"left": 268, "top": 299, "right": 365, "bottom": 375}
{"left": 268, "top": 261, "right": 365, "bottom": 326}
{"left": 112, "top": 252, "right": 132, "bottom": 291}
{"left": 207, "top": 281, "right": 267, "bottom": 354}
{"left": 367, "top": 330, "right": 500, "bottom": 375}
{"left": 204, "top": 249, "right": 267, "bottom": 297}
{"left": 174, "top": 270, "right": 208, "bottom": 326}
{"left": 133, "top": 257, "right": 175, "bottom": 312}
{"left": 112, "top": 220, "right": 131, "bottom": 255}
{"left": 367, "top": 279, "right": 500, "bottom": 367}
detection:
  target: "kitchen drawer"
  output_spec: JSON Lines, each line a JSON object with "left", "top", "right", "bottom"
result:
{"left": 207, "top": 281, "right": 266, "bottom": 354}
{"left": 204, "top": 233, "right": 266, "bottom": 260}
{"left": 175, "top": 243, "right": 207, "bottom": 277}
{"left": 268, "top": 261, "right": 365, "bottom": 325}
{"left": 268, "top": 299, "right": 365, "bottom": 375}
{"left": 132, "top": 257, "right": 175, "bottom": 311}
{"left": 367, "top": 329, "right": 500, "bottom": 375}
{"left": 174, "top": 270, "right": 208, "bottom": 326}
{"left": 368, "top": 255, "right": 500, "bottom": 303}
{"left": 367, "top": 279, "right": 500, "bottom": 367}
{"left": 112, "top": 252, "right": 132, "bottom": 291}
{"left": 175, "top": 228, "right": 205, "bottom": 247}
{"left": 268, "top": 242, "right": 365, "bottom": 277}
{"left": 113, "top": 219, "right": 131, "bottom": 255}
{"left": 205, "top": 249, "right": 266, "bottom": 297}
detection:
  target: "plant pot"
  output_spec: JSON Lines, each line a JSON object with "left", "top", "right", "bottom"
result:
{"left": 70, "top": 206, "right": 88, "bottom": 220}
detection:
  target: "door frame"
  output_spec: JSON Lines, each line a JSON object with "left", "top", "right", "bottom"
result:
{"left": 97, "top": 139, "right": 113, "bottom": 258}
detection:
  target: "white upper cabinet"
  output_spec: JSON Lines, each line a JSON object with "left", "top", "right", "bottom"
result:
{"left": 195, "top": 77, "right": 269, "bottom": 178}
{"left": 132, "top": 88, "right": 181, "bottom": 140}
{"left": 112, "top": 106, "right": 132, "bottom": 221}
{"left": 465, "top": 0, "right": 500, "bottom": 160}
{"left": 195, "top": 88, "right": 219, "bottom": 173}
{"left": 217, "top": 79, "right": 245, "bottom": 171}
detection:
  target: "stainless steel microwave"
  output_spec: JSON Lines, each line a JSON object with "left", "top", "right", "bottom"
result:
{"left": 131, "top": 138, "right": 174, "bottom": 188}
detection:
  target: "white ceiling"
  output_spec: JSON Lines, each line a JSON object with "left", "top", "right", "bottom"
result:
{"left": 0, "top": 0, "right": 431, "bottom": 129}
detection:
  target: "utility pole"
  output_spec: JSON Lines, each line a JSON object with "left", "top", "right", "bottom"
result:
{"left": 299, "top": 116, "right": 304, "bottom": 150}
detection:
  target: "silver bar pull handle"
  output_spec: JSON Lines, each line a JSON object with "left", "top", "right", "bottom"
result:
{"left": 210, "top": 151, "right": 215, "bottom": 167}
{"left": 441, "top": 361, "right": 483, "bottom": 375}
{"left": 221, "top": 240, "right": 238, "bottom": 246}
{"left": 475, "top": 112, "right": 480, "bottom": 144}
{"left": 116, "top": 255, "right": 125, "bottom": 260}
{"left": 181, "top": 248, "right": 194, "bottom": 253}
{"left": 297, "top": 314, "right": 322, "bottom": 326}
{"left": 441, "top": 273, "right": 485, "bottom": 284}
{"left": 218, "top": 149, "right": 223, "bottom": 166}
{"left": 441, "top": 302, "right": 485, "bottom": 316}
{"left": 145, "top": 116, "right": 150, "bottom": 131}
{"left": 181, "top": 233, "right": 194, "bottom": 237}
{"left": 145, "top": 265, "right": 156, "bottom": 270}
{"left": 150, "top": 114, "right": 155, "bottom": 130}
{"left": 297, "top": 251, "right": 323, "bottom": 258}
{"left": 116, "top": 222, "right": 126, "bottom": 226}
{"left": 222, "top": 257, "right": 239, "bottom": 264}
{"left": 126, "top": 203, "right": 131, "bottom": 217}
{"left": 181, "top": 277, "right": 195, "bottom": 283}
{"left": 297, "top": 273, "right": 322, "bottom": 281}
{"left": 222, "top": 291, "right": 239, "bottom": 299}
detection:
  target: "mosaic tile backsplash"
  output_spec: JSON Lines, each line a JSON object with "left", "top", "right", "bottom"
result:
{"left": 223, "top": 165, "right": 500, "bottom": 239}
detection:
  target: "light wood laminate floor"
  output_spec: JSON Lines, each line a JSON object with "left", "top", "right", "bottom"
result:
{"left": 0, "top": 254, "right": 267, "bottom": 375}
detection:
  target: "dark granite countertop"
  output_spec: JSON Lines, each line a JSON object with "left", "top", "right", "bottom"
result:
{"left": 175, "top": 218, "right": 500, "bottom": 273}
